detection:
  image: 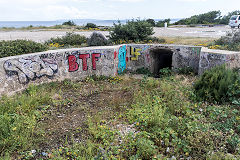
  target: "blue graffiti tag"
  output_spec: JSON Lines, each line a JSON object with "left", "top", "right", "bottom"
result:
{"left": 118, "top": 45, "right": 127, "bottom": 74}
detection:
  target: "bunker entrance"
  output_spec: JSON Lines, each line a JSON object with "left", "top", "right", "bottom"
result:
{"left": 150, "top": 48, "right": 173, "bottom": 77}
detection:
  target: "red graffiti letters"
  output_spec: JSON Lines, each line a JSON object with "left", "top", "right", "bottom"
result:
{"left": 114, "top": 51, "right": 117, "bottom": 59}
{"left": 68, "top": 55, "right": 79, "bottom": 72}
{"left": 79, "top": 54, "right": 90, "bottom": 71}
{"left": 68, "top": 53, "right": 101, "bottom": 72}
{"left": 92, "top": 53, "right": 101, "bottom": 70}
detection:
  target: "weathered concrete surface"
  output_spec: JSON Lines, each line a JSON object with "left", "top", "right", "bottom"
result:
{"left": 199, "top": 47, "right": 240, "bottom": 74}
{"left": 123, "top": 44, "right": 201, "bottom": 74}
{"left": 0, "top": 46, "right": 117, "bottom": 96}
{"left": 0, "top": 44, "right": 239, "bottom": 96}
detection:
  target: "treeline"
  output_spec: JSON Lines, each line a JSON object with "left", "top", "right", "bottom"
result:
{"left": 146, "top": 10, "right": 240, "bottom": 26}
{"left": 174, "top": 10, "right": 240, "bottom": 25}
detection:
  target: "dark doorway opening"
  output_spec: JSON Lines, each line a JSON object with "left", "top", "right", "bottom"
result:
{"left": 150, "top": 48, "right": 173, "bottom": 77}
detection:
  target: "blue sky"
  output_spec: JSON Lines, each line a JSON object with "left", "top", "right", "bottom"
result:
{"left": 0, "top": 0, "right": 238, "bottom": 21}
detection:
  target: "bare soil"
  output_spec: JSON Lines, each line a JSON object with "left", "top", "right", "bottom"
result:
{"left": 37, "top": 78, "right": 137, "bottom": 151}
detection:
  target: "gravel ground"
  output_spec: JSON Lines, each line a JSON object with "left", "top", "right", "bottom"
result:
{"left": 0, "top": 26, "right": 236, "bottom": 42}
{"left": 153, "top": 26, "right": 233, "bottom": 38}
{"left": 0, "top": 30, "right": 110, "bottom": 43}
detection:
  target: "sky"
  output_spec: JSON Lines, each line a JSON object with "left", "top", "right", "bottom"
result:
{"left": 0, "top": 0, "right": 239, "bottom": 21}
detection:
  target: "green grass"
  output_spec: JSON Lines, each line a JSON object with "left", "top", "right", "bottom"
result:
{"left": 1, "top": 74, "right": 240, "bottom": 159}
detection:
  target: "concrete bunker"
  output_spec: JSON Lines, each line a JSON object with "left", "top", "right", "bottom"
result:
{"left": 150, "top": 48, "right": 173, "bottom": 77}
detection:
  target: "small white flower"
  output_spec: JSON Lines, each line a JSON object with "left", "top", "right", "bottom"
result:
{"left": 31, "top": 150, "right": 36, "bottom": 154}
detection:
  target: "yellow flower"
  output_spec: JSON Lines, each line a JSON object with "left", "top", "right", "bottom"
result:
{"left": 12, "top": 127, "right": 17, "bottom": 131}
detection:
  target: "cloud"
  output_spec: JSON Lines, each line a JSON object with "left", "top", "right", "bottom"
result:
{"left": 177, "top": 0, "right": 207, "bottom": 1}
{"left": 109, "top": 0, "right": 145, "bottom": 2}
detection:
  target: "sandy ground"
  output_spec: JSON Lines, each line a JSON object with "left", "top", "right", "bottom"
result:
{"left": 0, "top": 26, "right": 236, "bottom": 43}
{"left": 153, "top": 26, "right": 233, "bottom": 38}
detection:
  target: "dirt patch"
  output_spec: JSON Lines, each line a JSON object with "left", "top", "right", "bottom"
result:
{"left": 37, "top": 80, "right": 135, "bottom": 150}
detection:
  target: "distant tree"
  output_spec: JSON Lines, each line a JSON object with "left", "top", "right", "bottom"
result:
{"left": 109, "top": 19, "right": 154, "bottom": 43}
{"left": 175, "top": 11, "right": 221, "bottom": 25}
{"left": 85, "top": 23, "right": 97, "bottom": 29}
{"left": 146, "top": 19, "right": 155, "bottom": 27}
{"left": 62, "top": 20, "right": 76, "bottom": 26}
{"left": 219, "top": 10, "right": 240, "bottom": 24}
{"left": 156, "top": 19, "right": 170, "bottom": 27}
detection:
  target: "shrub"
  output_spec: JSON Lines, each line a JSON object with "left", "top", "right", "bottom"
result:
{"left": 109, "top": 19, "right": 154, "bottom": 43}
{"left": 156, "top": 19, "right": 170, "bottom": 27}
{"left": 194, "top": 65, "right": 239, "bottom": 103}
{"left": 85, "top": 23, "right": 97, "bottom": 29}
{"left": 159, "top": 68, "right": 172, "bottom": 77}
{"left": 0, "top": 40, "right": 48, "bottom": 58}
{"left": 146, "top": 19, "right": 156, "bottom": 27}
{"left": 227, "top": 74, "right": 240, "bottom": 105}
{"left": 45, "top": 32, "right": 87, "bottom": 46}
{"left": 62, "top": 20, "right": 76, "bottom": 26}
{"left": 135, "top": 67, "right": 153, "bottom": 76}
{"left": 177, "top": 66, "right": 195, "bottom": 75}
{"left": 135, "top": 137, "right": 157, "bottom": 159}
{"left": 87, "top": 32, "right": 108, "bottom": 46}
{"left": 208, "top": 30, "right": 240, "bottom": 51}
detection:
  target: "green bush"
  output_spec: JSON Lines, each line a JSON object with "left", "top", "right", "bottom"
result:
{"left": 109, "top": 19, "right": 154, "bottom": 43}
{"left": 62, "top": 20, "right": 76, "bottom": 26}
{"left": 146, "top": 19, "right": 156, "bottom": 27}
{"left": 177, "top": 66, "right": 195, "bottom": 75}
{"left": 45, "top": 32, "right": 87, "bottom": 46}
{"left": 194, "top": 65, "right": 239, "bottom": 103}
{"left": 159, "top": 68, "right": 172, "bottom": 77}
{"left": 156, "top": 19, "right": 170, "bottom": 27}
{"left": 0, "top": 40, "right": 48, "bottom": 58}
{"left": 135, "top": 137, "right": 157, "bottom": 159}
{"left": 209, "top": 30, "right": 240, "bottom": 51}
{"left": 85, "top": 23, "right": 97, "bottom": 29}
{"left": 227, "top": 74, "right": 240, "bottom": 105}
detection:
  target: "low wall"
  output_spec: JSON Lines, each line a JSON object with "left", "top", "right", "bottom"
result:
{"left": 0, "top": 44, "right": 239, "bottom": 96}
{"left": 199, "top": 48, "right": 240, "bottom": 74}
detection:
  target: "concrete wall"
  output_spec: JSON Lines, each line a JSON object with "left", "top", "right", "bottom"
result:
{"left": 199, "top": 48, "right": 240, "bottom": 74}
{"left": 0, "top": 46, "right": 117, "bottom": 96}
{"left": 0, "top": 44, "right": 239, "bottom": 96}
{"left": 118, "top": 44, "right": 201, "bottom": 74}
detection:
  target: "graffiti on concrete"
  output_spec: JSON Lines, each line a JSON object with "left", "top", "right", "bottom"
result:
{"left": 68, "top": 55, "right": 79, "bottom": 72}
{"left": 130, "top": 47, "right": 142, "bottom": 61}
{"left": 192, "top": 47, "right": 201, "bottom": 56}
{"left": 92, "top": 53, "right": 101, "bottom": 70}
{"left": 68, "top": 53, "right": 101, "bottom": 72}
{"left": 145, "top": 54, "right": 151, "bottom": 64}
{"left": 199, "top": 53, "right": 210, "bottom": 69}
{"left": 4, "top": 57, "right": 58, "bottom": 84}
{"left": 79, "top": 54, "right": 90, "bottom": 71}
{"left": 118, "top": 45, "right": 127, "bottom": 74}
{"left": 114, "top": 51, "right": 118, "bottom": 60}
